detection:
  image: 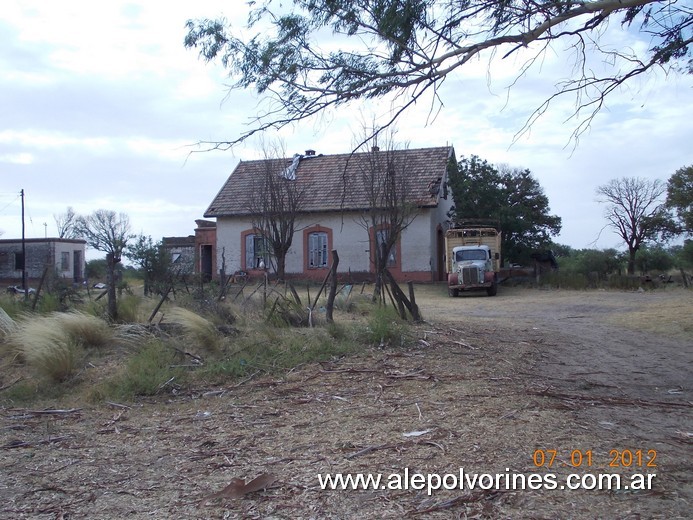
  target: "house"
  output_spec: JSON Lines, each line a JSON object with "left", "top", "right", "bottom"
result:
{"left": 205, "top": 146, "right": 456, "bottom": 282}
{"left": 161, "top": 235, "right": 195, "bottom": 275}
{"left": 0, "top": 238, "right": 86, "bottom": 285}
{"left": 195, "top": 219, "right": 217, "bottom": 282}
{"left": 161, "top": 220, "right": 217, "bottom": 281}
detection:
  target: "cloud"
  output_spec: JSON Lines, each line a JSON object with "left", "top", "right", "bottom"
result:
{"left": 0, "top": 0, "right": 690, "bottom": 257}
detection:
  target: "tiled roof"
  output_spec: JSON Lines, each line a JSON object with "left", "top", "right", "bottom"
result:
{"left": 205, "top": 146, "right": 453, "bottom": 217}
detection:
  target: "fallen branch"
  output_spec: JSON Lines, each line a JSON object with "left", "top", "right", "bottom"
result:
{"left": 345, "top": 444, "right": 394, "bottom": 460}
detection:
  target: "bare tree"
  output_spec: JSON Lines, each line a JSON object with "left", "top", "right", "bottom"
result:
{"left": 352, "top": 128, "right": 419, "bottom": 301}
{"left": 596, "top": 177, "right": 668, "bottom": 275}
{"left": 75, "top": 210, "right": 133, "bottom": 320}
{"left": 54, "top": 206, "right": 79, "bottom": 239}
{"left": 185, "top": 0, "right": 691, "bottom": 147}
{"left": 248, "top": 142, "right": 305, "bottom": 281}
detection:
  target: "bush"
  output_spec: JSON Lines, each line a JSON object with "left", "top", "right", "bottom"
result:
{"left": 363, "top": 305, "right": 410, "bottom": 347}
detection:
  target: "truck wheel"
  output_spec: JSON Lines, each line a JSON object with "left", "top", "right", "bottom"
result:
{"left": 486, "top": 282, "right": 498, "bottom": 296}
{"left": 449, "top": 288, "right": 459, "bottom": 297}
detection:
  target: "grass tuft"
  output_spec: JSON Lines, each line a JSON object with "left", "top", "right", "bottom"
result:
{"left": 92, "top": 340, "right": 186, "bottom": 400}
{"left": 164, "top": 307, "right": 223, "bottom": 353}
{"left": 8, "top": 317, "right": 82, "bottom": 382}
{"left": 363, "top": 305, "right": 410, "bottom": 347}
{"left": 54, "top": 311, "right": 114, "bottom": 348}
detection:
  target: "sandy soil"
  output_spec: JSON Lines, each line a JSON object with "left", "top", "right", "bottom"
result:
{"left": 1, "top": 285, "right": 691, "bottom": 519}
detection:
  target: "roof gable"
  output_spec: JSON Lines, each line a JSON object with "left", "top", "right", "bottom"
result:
{"left": 205, "top": 146, "right": 453, "bottom": 217}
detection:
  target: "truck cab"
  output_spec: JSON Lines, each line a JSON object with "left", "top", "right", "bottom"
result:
{"left": 445, "top": 226, "right": 500, "bottom": 297}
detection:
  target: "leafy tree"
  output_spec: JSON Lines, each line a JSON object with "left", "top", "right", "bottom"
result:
{"left": 596, "top": 177, "right": 669, "bottom": 275}
{"left": 676, "top": 240, "right": 693, "bottom": 268}
{"left": 559, "top": 248, "right": 623, "bottom": 278}
{"left": 76, "top": 210, "right": 133, "bottom": 320}
{"left": 185, "top": 0, "right": 692, "bottom": 147}
{"left": 85, "top": 258, "right": 107, "bottom": 280}
{"left": 666, "top": 165, "right": 693, "bottom": 235}
{"left": 635, "top": 245, "right": 674, "bottom": 274}
{"left": 448, "top": 155, "right": 562, "bottom": 265}
{"left": 547, "top": 242, "right": 574, "bottom": 259}
{"left": 125, "top": 235, "right": 172, "bottom": 296}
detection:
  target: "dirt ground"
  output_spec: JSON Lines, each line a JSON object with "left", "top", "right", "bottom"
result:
{"left": 1, "top": 285, "right": 691, "bottom": 519}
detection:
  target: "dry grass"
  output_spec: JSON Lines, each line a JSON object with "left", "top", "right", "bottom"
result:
{"left": 0, "top": 307, "right": 16, "bottom": 340}
{"left": 4, "top": 311, "right": 116, "bottom": 382}
{"left": 6, "top": 316, "right": 82, "bottom": 382}
{"left": 605, "top": 288, "right": 693, "bottom": 339}
{"left": 53, "top": 311, "right": 115, "bottom": 348}
{"left": 163, "top": 307, "right": 223, "bottom": 353}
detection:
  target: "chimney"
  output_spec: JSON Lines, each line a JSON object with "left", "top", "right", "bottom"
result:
{"left": 305, "top": 149, "right": 316, "bottom": 156}
{"left": 371, "top": 145, "right": 380, "bottom": 152}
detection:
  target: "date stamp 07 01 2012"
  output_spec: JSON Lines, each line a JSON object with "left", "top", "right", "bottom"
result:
{"left": 533, "top": 449, "right": 657, "bottom": 469}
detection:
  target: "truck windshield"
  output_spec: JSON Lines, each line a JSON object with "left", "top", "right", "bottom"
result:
{"left": 455, "top": 250, "right": 488, "bottom": 262}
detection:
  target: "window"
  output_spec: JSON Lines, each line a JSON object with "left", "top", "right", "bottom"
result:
{"left": 375, "top": 229, "right": 397, "bottom": 267}
{"left": 61, "top": 251, "right": 70, "bottom": 271}
{"left": 308, "top": 232, "right": 328, "bottom": 268}
{"left": 245, "top": 234, "right": 270, "bottom": 269}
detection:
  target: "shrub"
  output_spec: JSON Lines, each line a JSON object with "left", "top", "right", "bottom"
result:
{"left": 364, "top": 305, "right": 409, "bottom": 347}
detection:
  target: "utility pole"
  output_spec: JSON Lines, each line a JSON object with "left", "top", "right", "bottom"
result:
{"left": 21, "top": 189, "right": 27, "bottom": 301}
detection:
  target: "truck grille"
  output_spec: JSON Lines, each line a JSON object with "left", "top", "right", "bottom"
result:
{"left": 460, "top": 266, "right": 482, "bottom": 285}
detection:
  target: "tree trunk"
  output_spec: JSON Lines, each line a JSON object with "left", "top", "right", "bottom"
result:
{"left": 106, "top": 253, "right": 118, "bottom": 321}
{"left": 627, "top": 249, "right": 636, "bottom": 276}
{"left": 325, "top": 250, "right": 340, "bottom": 323}
{"left": 276, "top": 254, "right": 286, "bottom": 282}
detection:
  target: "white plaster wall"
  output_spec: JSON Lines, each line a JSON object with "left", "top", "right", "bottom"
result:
{"left": 400, "top": 211, "right": 434, "bottom": 272}
{"left": 216, "top": 207, "right": 448, "bottom": 276}
{"left": 290, "top": 213, "right": 372, "bottom": 274}
{"left": 53, "top": 241, "right": 86, "bottom": 278}
{"left": 215, "top": 217, "right": 246, "bottom": 274}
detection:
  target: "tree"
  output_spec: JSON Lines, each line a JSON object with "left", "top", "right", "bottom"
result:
{"left": 54, "top": 206, "right": 79, "bottom": 239}
{"left": 76, "top": 210, "right": 133, "bottom": 320}
{"left": 635, "top": 245, "right": 675, "bottom": 274}
{"left": 248, "top": 142, "right": 305, "bottom": 281}
{"left": 666, "top": 165, "right": 693, "bottom": 235}
{"left": 185, "top": 0, "right": 692, "bottom": 147}
{"left": 125, "top": 235, "right": 171, "bottom": 296}
{"left": 596, "top": 177, "right": 668, "bottom": 275}
{"left": 448, "top": 155, "right": 562, "bottom": 265}
{"left": 352, "top": 128, "right": 419, "bottom": 302}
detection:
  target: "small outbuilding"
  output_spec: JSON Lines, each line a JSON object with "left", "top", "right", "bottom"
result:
{"left": 0, "top": 238, "right": 86, "bottom": 285}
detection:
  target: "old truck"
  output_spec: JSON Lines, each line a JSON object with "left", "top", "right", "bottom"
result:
{"left": 445, "top": 226, "right": 501, "bottom": 297}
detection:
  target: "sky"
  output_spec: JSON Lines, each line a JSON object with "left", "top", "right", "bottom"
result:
{"left": 1, "top": 1, "right": 691, "bottom": 260}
